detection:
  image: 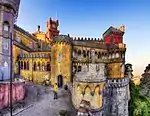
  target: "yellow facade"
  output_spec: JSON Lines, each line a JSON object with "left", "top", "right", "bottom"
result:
{"left": 33, "top": 32, "right": 47, "bottom": 42}
{"left": 12, "top": 19, "right": 126, "bottom": 91}
{"left": 13, "top": 26, "right": 51, "bottom": 84}
{"left": 51, "top": 42, "right": 72, "bottom": 85}
{"left": 107, "top": 63, "right": 124, "bottom": 78}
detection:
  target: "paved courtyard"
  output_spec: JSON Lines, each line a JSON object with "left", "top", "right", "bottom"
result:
{"left": 18, "top": 90, "right": 75, "bottom": 116}
{"left": 4, "top": 83, "right": 76, "bottom": 116}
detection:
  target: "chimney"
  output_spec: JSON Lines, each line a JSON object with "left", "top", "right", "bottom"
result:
{"left": 37, "top": 25, "right": 40, "bottom": 32}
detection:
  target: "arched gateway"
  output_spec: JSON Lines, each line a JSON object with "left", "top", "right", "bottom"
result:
{"left": 57, "top": 75, "right": 63, "bottom": 88}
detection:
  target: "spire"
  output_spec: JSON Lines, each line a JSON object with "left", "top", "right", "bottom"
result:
{"left": 37, "top": 25, "right": 40, "bottom": 32}
{"left": 119, "top": 24, "right": 125, "bottom": 32}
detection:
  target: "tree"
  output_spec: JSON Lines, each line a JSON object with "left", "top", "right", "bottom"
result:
{"left": 129, "top": 81, "right": 150, "bottom": 116}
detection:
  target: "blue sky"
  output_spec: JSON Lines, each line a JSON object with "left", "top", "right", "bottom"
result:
{"left": 17, "top": 0, "right": 150, "bottom": 76}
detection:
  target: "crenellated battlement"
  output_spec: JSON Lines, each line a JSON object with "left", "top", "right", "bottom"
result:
{"left": 106, "top": 78, "right": 129, "bottom": 88}
{"left": 0, "top": 0, "right": 20, "bottom": 18}
{"left": 72, "top": 37, "right": 103, "bottom": 41}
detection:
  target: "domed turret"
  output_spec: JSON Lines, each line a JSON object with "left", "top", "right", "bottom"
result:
{"left": 0, "top": 0, "right": 20, "bottom": 20}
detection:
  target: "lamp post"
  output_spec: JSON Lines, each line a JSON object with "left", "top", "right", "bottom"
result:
{"left": 10, "top": 32, "right": 13, "bottom": 116}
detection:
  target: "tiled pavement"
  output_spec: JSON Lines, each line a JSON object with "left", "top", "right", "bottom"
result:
{"left": 5, "top": 88, "right": 76, "bottom": 116}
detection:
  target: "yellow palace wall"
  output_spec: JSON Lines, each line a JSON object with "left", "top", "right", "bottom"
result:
{"left": 19, "top": 52, "right": 51, "bottom": 84}
{"left": 51, "top": 42, "right": 72, "bottom": 85}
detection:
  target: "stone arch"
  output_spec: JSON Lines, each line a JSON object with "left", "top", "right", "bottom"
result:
{"left": 77, "top": 66, "right": 82, "bottom": 72}
{"left": 83, "top": 85, "right": 92, "bottom": 101}
{"left": 94, "top": 85, "right": 100, "bottom": 95}
{"left": 76, "top": 84, "right": 82, "bottom": 94}
{"left": 84, "top": 85, "right": 91, "bottom": 95}
{"left": 83, "top": 50, "right": 86, "bottom": 58}
{"left": 93, "top": 85, "right": 103, "bottom": 108}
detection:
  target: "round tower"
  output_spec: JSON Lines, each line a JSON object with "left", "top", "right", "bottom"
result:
{"left": 105, "top": 48, "right": 129, "bottom": 116}
{"left": 73, "top": 62, "right": 107, "bottom": 115}
{"left": 51, "top": 35, "right": 72, "bottom": 87}
{"left": 0, "top": 0, "right": 20, "bottom": 80}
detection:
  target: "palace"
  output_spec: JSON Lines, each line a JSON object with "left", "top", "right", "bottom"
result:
{"left": 0, "top": 0, "right": 130, "bottom": 116}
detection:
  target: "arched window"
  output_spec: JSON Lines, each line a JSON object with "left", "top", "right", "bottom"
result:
{"left": 27, "top": 61, "right": 29, "bottom": 70}
{"left": 98, "top": 52, "right": 101, "bottom": 59}
{"left": 95, "top": 51, "right": 97, "bottom": 55}
{"left": 37, "top": 62, "right": 41, "bottom": 71}
{"left": 3, "top": 21, "right": 10, "bottom": 37}
{"left": 16, "top": 36, "right": 21, "bottom": 43}
{"left": 33, "top": 62, "right": 36, "bottom": 71}
{"left": 20, "top": 61, "right": 23, "bottom": 69}
{"left": 73, "top": 65, "right": 77, "bottom": 73}
{"left": 42, "top": 62, "right": 45, "bottom": 71}
{"left": 87, "top": 50, "right": 89, "bottom": 57}
{"left": 83, "top": 50, "right": 86, "bottom": 58}
{"left": 3, "top": 21, "right": 9, "bottom": 31}
{"left": 24, "top": 61, "right": 27, "bottom": 70}
{"left": 78, "top": 66, "right": 82, "bottom": 72}
{"left": 78, "top": 50, "right": 81, "bottom": 56}
{"left": 46, "top": 62, "right": 51, "bottom": 71}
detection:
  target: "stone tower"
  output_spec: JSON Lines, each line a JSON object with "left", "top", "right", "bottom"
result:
{"left": 46, "top": 18, "right": 59, "bottom": 41}
{"left": 103, "top": 27, "right": 129, "bottom": 116}
{"left": 0, "top": 0, "right": 20, "bottom": 80}
{"left": 51, "top": 35, "right": 72, "bottom": 87}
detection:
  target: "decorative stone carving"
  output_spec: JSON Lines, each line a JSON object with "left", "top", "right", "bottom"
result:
{"left": 75, "top": 63, "right": 106, "bottom": 82}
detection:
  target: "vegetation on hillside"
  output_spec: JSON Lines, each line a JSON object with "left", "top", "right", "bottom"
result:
{"left": 129, "top": 81, "right": 150, "bottom": 116}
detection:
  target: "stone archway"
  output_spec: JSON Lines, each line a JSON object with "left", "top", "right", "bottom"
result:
{"left": 57, "top": 75, "right": 63, "bottom": 88}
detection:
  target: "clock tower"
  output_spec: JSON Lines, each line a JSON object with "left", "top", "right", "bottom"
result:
{"left": 46, "top": 18, "right": 59, "bottom": 41}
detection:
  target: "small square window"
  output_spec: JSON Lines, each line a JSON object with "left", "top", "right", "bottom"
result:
{"left": 3, "top": 42, "right": 8, "bottom": 50}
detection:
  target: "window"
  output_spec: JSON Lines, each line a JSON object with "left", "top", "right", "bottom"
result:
{"left": 87, "top": 51, "right": 89, "bottom": 57}
{"left": 83, "top": 50, "right": 86, "bottom": 58}
{"left": 37, "top": 62, "right": 41, "bottom": 71}
{"left": 27, "top": 61, "right": 29, "bottom": 70}
{"left": 73, "top": 65, "right": 77, "bottom": 73}
{"left": 3, "top": 21, "right": 10, "bottom": 38}
{"left": 3, "top": 22, "right": 9, "bottom": 31}
{"left": 24, "top": 61, "right": 27, "bottom": 70}
{"left": 78, "top": 66, "right": 82, "bottom": 72}
{"left": 42, "top": 62, "right": 45, "bottom": 71}
{"left": 98, "top": 52, "right": 101, "bottom": 59}
{"left": 78, "top": 50, "right": 81, "bottom": 56}
{"left": 20, "top": 61, "right": 23, "bottom": 69}
{"left": 16, "top": 36, "right": 21, "bottom": 42}
{"left": 46, "top": 62, "right": 51, "bottom": 71}
{"left": 33, "top": 62, "right": 36, "bottom": 71}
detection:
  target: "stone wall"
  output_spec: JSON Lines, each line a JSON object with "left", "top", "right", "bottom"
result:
{"left": 104, "top": 78, "right": 129, "bottom": 116}
{"left": 0, "top": 80, "right": 25, "bottom": 110}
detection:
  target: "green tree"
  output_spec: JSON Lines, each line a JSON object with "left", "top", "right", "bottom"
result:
{"left": 129, "top": 81, "right": 150, "bottom": 116}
